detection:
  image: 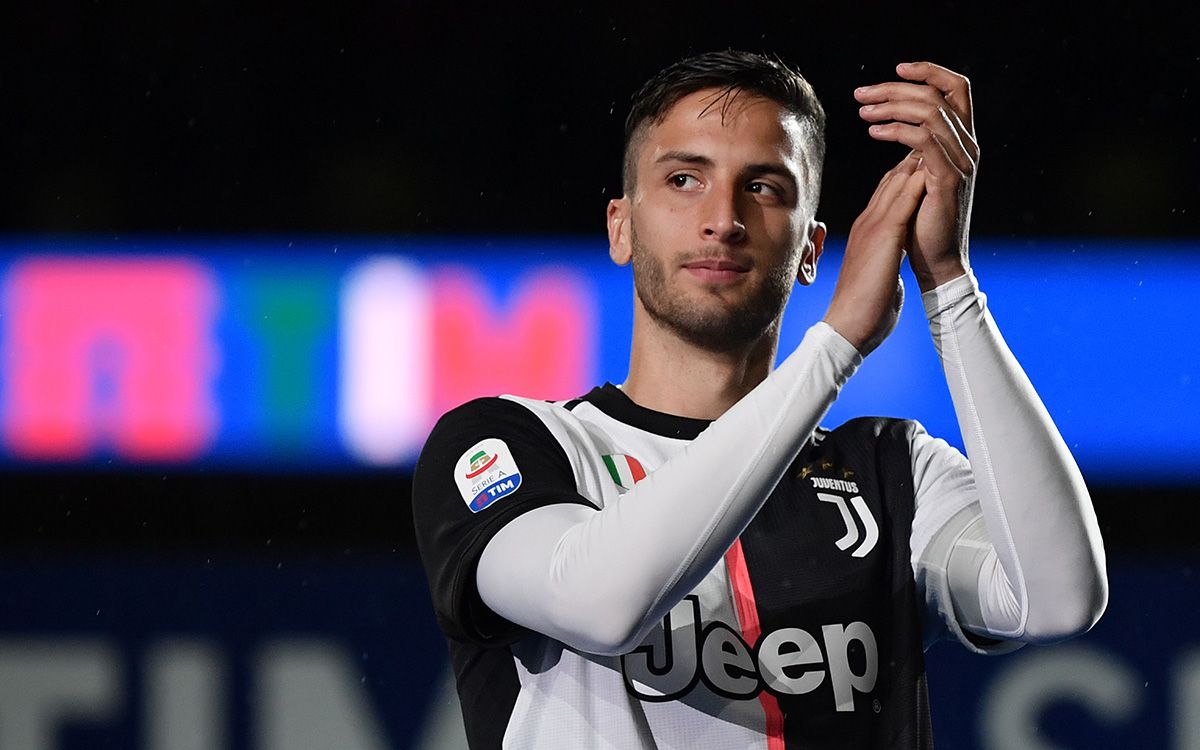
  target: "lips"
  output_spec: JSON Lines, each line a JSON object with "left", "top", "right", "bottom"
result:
{"left": 682, "top": 257, "right": 750, "bottom": 272}
{"left": 682, "top": 256, "right": 751, "bottom": 284}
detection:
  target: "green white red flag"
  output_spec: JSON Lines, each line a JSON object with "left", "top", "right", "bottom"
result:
{"left": 602, "top": 454, "right": 646, "bottom": 489}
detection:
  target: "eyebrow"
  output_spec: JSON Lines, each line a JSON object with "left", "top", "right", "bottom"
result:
{"left": 654, "top": 150, "right": 714, "bottom": 167}
{"left": 654, "top": 150, "right": 799, "bottom": 189}
{"left": 743, "top": 163, "right": 799, "bottom": 189}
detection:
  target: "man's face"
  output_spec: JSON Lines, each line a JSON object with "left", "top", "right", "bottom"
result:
{"left": 608, "top": 88, "right": 823, "bottom": 353}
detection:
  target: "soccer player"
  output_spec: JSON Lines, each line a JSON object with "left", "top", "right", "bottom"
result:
{"left": 413, "top": 51, "right": 1108, "bottom": 749}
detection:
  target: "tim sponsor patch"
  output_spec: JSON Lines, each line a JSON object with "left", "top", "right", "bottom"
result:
{"left": 455, "top": 438, "right": 522, "bottom": 512}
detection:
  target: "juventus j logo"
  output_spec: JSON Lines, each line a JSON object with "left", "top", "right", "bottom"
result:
{"left": 817, "top": 493, "right": 878, "bottom": 558}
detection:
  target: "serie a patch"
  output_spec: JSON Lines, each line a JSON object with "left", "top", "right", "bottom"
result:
{"left": 455, "top": 438, "right": 523, "bottom": 513}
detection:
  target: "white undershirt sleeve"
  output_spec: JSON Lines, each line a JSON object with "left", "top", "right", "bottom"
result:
{"left": 912, "top": 271, "right": 1108, "bottom": 649}
{"left": 476, "top": 322, "right": 861, "bottom": 656}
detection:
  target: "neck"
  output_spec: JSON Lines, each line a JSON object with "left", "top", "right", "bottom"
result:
{"left": 620, "top": 300, "right": 780, "bottom": 420}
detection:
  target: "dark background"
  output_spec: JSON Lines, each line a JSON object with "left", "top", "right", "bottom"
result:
{"left": 2, "top": 1, "right": 1196, "bottom": 557}
{"left": 6, "top": 1, "right": 1197, "bottom": 237}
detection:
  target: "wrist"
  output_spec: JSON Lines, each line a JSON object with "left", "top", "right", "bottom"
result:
{"left": 821, "top": 310, "right": 868, "bottom": 354}
{"left": 921, "top": 270, "right": 980, "bottom": 321}
{"left": 915, "top": 260, "right": 969, "bottom": 293}
{"left": 822, "top": 305, "right": 890, "bottom": 357}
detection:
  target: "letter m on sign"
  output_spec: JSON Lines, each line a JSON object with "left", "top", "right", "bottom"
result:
{"left": 431, "top": 268, "right": 593, "bottom": 417}
{"left": 2, "top": 257, "right": 219, "bottom": 461}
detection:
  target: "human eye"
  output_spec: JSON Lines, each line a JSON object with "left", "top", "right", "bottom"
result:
{"left": 747, "top": 180, "right": 782, "bottom": 197}
{"left": 668, "top": 173, "right": 701, "bottom": 190}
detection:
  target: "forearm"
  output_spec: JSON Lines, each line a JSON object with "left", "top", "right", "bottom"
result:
{"left": 926, "top": 271, "right": 1108, "bottom": 641}
{"left": 477, "top": 322, "right": 861, "bottom": 655}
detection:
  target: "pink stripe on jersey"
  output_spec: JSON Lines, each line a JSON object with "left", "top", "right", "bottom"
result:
{"left": 725, "top": 538, "right": 786, "bottom": 750}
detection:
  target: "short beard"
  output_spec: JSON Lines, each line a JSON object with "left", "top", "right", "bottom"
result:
{"left": 630, "top": 222, "right": 795, "bottom": 353}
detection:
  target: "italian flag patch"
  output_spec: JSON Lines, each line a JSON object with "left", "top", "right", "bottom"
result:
{"left": 602, "top": 454, "right": 646, "bottom": 490}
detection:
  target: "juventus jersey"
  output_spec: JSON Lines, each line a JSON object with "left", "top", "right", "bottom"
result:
{"left": 410, "top": 377, "right": 1000, "bottom": 750}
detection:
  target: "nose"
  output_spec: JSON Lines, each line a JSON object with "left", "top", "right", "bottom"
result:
{"left": 700, "top": 186, "right": 747, "bottom": 244}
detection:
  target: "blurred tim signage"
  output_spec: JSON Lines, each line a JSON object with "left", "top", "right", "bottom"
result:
{"left": 0, "top": 237, "right": 1195, "bottom": 480}
{"left": 0, "top": 558, "right": 1195, "bottom": 749}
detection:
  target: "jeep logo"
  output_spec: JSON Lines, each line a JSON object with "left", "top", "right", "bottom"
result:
{"left": 621, "top": 595, "right": 878, "bottom": 712}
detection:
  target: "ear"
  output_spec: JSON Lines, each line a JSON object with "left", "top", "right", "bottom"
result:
{"left": 796, "top": 219, "right": 825, "bottom": 286}
{"left": 607, "top": 197, "right": 632, "bottom": 266}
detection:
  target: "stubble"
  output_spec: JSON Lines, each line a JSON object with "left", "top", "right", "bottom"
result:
{"left": 630, "top": 221, "right": 797, "bottom": 353}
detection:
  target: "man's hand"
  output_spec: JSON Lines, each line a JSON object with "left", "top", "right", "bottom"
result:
{"left": 823, "top": 153, "right": 926, "bottom": 356}
{"left": 855, "top": 61, "right": 977, "bottom": 292}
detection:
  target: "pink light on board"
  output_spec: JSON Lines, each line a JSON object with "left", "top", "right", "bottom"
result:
{"left": 3, "top": 257, "right": 219, "bottom": 461}
{"left": 431, "top": 267, "right": 594, "bottom": 419}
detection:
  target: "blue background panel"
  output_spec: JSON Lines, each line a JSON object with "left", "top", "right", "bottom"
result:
{"left": 0, "top": 236, "right": 1195, "bottom": 482}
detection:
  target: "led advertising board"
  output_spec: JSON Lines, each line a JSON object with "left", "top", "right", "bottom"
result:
{"left": 0, "top": 237, "right": 1194, "bottom": 482}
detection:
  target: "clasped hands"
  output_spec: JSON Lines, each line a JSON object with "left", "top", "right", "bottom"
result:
{"left": 824, "top": 61, "right": 977, "bottom": 355}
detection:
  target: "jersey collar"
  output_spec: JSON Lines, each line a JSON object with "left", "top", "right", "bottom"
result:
{"left": 577, "top": 383, "right": 712, "bottom": 440}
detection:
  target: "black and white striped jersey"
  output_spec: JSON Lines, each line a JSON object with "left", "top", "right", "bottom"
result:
{"left": 414, "top": 381, "right": 997, "bottom": 749}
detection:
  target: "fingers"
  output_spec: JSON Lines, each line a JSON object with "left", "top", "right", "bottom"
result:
{"left": 868, "top": 122, "right": 964, "bottom": 183}
{"left": 854, "top": 82, "right": 975, "bottom": 144}
{"left": 894, "top": 61, "right": 974, "bottom": 132}
{"left": 830, "top": 153, "right": 927, "bottom": 356}
{"left": 855, "top": 62, "right": 976, "bottom": 138}
{"left": 863, "top": 152, "right": 920, "bottom": 215}
{"left": 890, "top": 165, "right": 927, "bottom": 223}
{"left": 895, "top": 61, "right": 970, "bottom": 98}
{"left": 858, "top": 99, "right": 977, "bottom": 168}
{"left": 861, "top": 153, "right": 925, "bottom": 233}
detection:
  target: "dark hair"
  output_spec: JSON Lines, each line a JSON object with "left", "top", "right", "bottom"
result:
{"left": 622, "top": 50, "right": 826, "bottom": 204}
